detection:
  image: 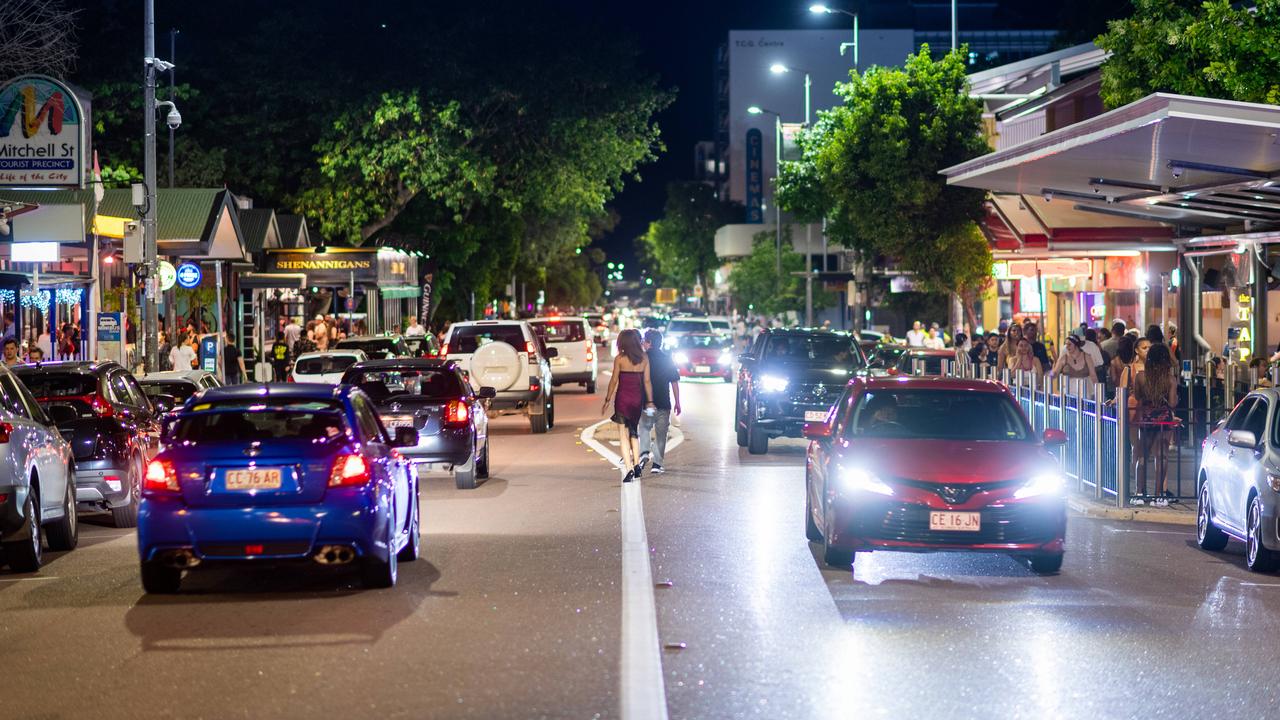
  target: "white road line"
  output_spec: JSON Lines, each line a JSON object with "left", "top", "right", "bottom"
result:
{"left": 579, "top": 418, "right": 681, "bottom": 720}
{"left": 1103, "top": 528, "right": 1189, "bottom": 535}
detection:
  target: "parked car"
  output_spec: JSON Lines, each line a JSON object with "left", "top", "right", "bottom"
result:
{"left": 14, "top": 361, "right": 168, "bottom": 528}
{"left": 137, "top": 384, "right": 420, "bottom": 593}
{"left": 290, "top": 350, "right": 368, "bottom": 384}
{"left": 139, "top": 369, "right": 222, "bottom": 407}
{"left": 804, "top": 376, "right": 1067, "bottom": 574}
{"left": 672, "top": 332, "right": 734, "bottom": 382}
{"left": 1196, "top": 389, "right": 1280, "bottom": 571}
{"left": 735, "top": 329, "right": 866, "bottom": 455}
{"left": 336, "top": 335, "right": 413, "bottom": 360}
{"left": 0, "top": 364, "right": 77, "bottom": 572}
{"left": 441, "top": 320, "right": 556, "bottom": 433}
{"left": 583, "top": 313, "right": 611, "bottom": 347}
{"left": 342, "top": 359, "right": 494, "bottom": 489}
{"left": 528, "top": 316, "right": 598, "bottom": 393}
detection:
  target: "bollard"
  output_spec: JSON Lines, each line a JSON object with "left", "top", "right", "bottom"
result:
{"left": 942, "top": 358, "right": 952, "bottom": 377}
{"left": 1093, "top": 382, "right": 1105, "bottom": 500}
{"left": 1030, "top": 370, "right": 1040, "bottom": 434}
{"left": 1115, "top": 383, "right": 1129, "bottom": 508}
{"left": 1074, "top": 378, "right": 1085, "bottom": 490}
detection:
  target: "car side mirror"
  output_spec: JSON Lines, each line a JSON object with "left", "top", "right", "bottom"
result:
{"left": 1228, "top": 429, "right": 1259, "bottom": 449}
{"left": 1042, "top": 428, "right": 1068, "bottom": 445}
{"left": 478, "top": 386, "right": 497, "bottom": 399}
{"left": 149, "top": 393, "right": 176, "bottom": 414}
{"left": 738, "top": 354, "right": 755, "bottom": 364}
{"left": 545, "top": 347, "right": 559, "bottom": 359}
{"left": 393, "top": 426, "right": 419, "bottom": 448}
{"left": 803, "top": 422, "right": 833, "bottom": 441}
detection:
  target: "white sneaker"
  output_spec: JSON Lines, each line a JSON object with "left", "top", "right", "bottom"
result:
{"left": 1153, "top": 498, "right": 1170, "bottom": 508}
{"left": 1130, "top": 497, "right": 1146, "bottom": 506}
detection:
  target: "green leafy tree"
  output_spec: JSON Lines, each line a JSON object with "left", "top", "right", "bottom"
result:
{"left": 776, "top": 47, "right": 991, "bottom": 297}
{"left": 636, "top": 182, "right": 742, "bottom": 288}
{"left": 1097, "top": 0, "right": 1280, "bottom": 107}
{"left": 728, "top": 232, "right": 831, "bottom": 318}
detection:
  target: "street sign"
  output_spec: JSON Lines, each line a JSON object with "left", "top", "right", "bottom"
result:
{"left": 176, "top": 262, "right": 202, "bottom": 289}
{"left": 157, "top": 261, "right": 177, "bottom": 291}
{"left": 0, "top": 75, "right": 87, "bottom": 188}
{"left": 655, "top": 288, "right": 678, "bottom": 305}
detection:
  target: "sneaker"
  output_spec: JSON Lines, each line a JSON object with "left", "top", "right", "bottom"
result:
{"left": 637, "top": 457, "right": 650, "bottom": 476}
{"left": 1153, "top": 498, "right": 1170, "bottom": 508}
{"left": 622, "top": 469, "right": 635, "bottom": 483}
{"left": 1130, "top": 497, "right": 1146, "bottom": 506}
{"left": 650, "top": 464, "right": 665, "bottom": 475}
{"left": 639, "top": 451, "right": 651, "bottom": 463}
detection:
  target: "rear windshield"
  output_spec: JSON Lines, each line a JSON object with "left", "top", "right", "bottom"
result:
{"left": 766, "top": 336, "right": 863, "bottom": 366}
{"left": 336, "top": 338, "right": 405, "bottom": 359}
{"left": 449, "top": 325, "right": 526, "bottom": 353}
{"left": 530, "top": 321, "right": 586, "bottom": 343}
{"left": 141, "top": 380, "right": 198, "bottom": 402}
{"left": 172, "top": 409, "right": 348, "bottom": 443}
{"left": 15, "top": 372, "right": 98, "bottom": 398}
{"left": 294, "top": 355, "right": 360, "bottom": 375}
{"left": 668, "top": 319, "right": 712, "bottom": 334}
{"left": 678, "top": 334, "right": 729, "bottom": 349}
{"left": 710, "top": 320, "right": 731, "bottom": 331}
{"left": 346, "top": 368, "right": 464, "bottom": 401}
{"left": 847, "top": 389, "right": 1030, "bottom": 441}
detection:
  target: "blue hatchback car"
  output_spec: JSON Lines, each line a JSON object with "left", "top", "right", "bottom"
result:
{"left": 137, "top": 384, "right": 420, "bottom": 593}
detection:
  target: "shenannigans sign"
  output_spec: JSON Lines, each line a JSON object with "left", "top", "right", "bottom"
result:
{"left": 0, "top": 75, "right": 85, "bottom": 188}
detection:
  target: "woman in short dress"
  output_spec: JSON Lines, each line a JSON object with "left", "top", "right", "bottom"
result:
{"left": 601, "top": 329, "right": 656, "bottom": 482}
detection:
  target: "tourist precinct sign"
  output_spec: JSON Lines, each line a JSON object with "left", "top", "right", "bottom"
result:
{"left": 0, "top": 75, "right": 86, "bottom": 188}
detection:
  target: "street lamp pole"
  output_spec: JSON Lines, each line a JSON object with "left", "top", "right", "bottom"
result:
{"left": 951, "top": 0, "right": 957, "bottom": 51}
{"left": 142, "top": 0, "right": 159, "bottom": 373}
{"left": 811, "top": 4, "right": 859, "bottom": 71}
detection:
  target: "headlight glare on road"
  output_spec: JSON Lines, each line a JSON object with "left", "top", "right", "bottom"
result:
{"left": 673, "top": 352, "right": 690, "bottom": 365}
{"left": 760, "top": 374, "right": 789, "bottom": 393}
{"left": 839, "top": 467, "right": 893, "bottom": 496}
{"left": 1014, "top": 471, "right": 1066, "bottom": 500}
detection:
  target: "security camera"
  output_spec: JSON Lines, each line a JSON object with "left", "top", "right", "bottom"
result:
{"left": 1171, "top": 166, "right": 1183, "bottom": 179}
{"left": 166, "top": 107, "right": 182, "bottom": 130}
{"left": 1041, "top": 190, "right": 1054, "bottom": 202}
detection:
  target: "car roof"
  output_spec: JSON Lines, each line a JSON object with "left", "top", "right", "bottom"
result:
{"left": 197, "top": 383, "right": 352, "bottom": 402}
{"left": 337, "top": 335, "right": 403, "bottom": 343}
{"left": 903, "top": 348, "right": 957, "bottom": 357}
{"left": 450, "top": 320, "right": 527, "bottom": 326}
{"left": 11, "top": 360, "right": 118, "bottom": 375}
{"left": 859, "top": 376, "right": 1010, "bottom": 393}
{"left": 764, "top": 328, "right": 853, "bottom": 337}
{"left": 347, "top": 358, "right": 457, "bottom": 370}
{"left": 296, "top": 350, "right": 367, "bottom": 360}
{"left": 529, "top": 316, "right": 585, "bottom": 323}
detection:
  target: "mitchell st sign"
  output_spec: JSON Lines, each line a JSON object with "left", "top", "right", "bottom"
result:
{"left": 0, "top": 75, "right": 86, "bottom": 188}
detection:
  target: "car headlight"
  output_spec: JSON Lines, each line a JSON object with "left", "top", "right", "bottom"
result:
{"left": 839, "top": 467, "right": 894, "bottom": 496}
{"left": 1014, "top": 471, "right": 1066, "bottom": 500}
{"left": 1268, "top": 474, "right": 1280, "bottom": 492}
{"left": 718, "top": 351, "right": 733, "bottom": 365}
{"left": 759, "top": 374, "right": 789, "bottom": 393}
{"left": 673, "top": 352, "right": 690, "bottom": 365}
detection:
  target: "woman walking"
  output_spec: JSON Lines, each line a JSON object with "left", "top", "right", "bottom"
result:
{"left": 1131, "top": 343, "right": 1179, "bottom": 505}
{"left": 602, "top": 329, "right": 656, "bottom": 482}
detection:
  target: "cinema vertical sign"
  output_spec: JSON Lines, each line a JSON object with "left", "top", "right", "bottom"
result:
{"left": 0, "top": 75, "right": 86, "bottom": 188}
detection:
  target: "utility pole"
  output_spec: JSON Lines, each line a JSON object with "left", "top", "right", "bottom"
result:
{"left": 142, "top": 0, "right": 159, "bottom": 373}
{"left": 168, "top": 28, "right": 178, "bottom": 189}
{"left": 951, "top": 0, "right": 958, "bottom": 51}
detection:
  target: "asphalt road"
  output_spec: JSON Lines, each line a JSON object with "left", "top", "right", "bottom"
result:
{"left": 4, "top": 364, "right": 1280, "bottom": 719}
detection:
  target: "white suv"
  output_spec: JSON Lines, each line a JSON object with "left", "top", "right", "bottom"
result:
{"left": 528, "top": 317, "right": 599, "bottom": 394}
{"left": 442, "top": 320, "right": 557, "bottom": 433}
{"left": 663, "top": 317, "right": 714, "bottom": 349}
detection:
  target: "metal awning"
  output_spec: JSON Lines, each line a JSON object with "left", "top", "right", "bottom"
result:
{"left": 942, "top": 93, "right": 1280, "bottom": 233}
{"left": 238, "top": 273, "right": 307, "bottom": 290}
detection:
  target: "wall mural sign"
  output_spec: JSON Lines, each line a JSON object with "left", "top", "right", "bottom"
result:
{"left": 0, "top": 75, "right": 85, "bottom": 188}
{"left": 745, "top": 128, "right": 763, "bottom": 223}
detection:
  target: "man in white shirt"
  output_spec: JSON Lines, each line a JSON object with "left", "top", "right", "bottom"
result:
{"left": 283, "top": 317, "right": 302, "bottom": 352}
{"left": 906, "top": 321, "right": 926, "bottom": 347}
{"left": 404, "top": 315, "right": 427, "bottom": 337}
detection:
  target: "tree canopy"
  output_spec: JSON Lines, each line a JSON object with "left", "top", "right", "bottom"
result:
{"left": 776, "top": 47, "right": 991, "bottom": 296}
{"left": 727, "top": 232, "right": 830, "bottom": 318}
{"left": 636, "top": 182, "right": 742, "bottom": 289}
{"left": 1097, "top": 0, "right": 1280, "bottom": 107}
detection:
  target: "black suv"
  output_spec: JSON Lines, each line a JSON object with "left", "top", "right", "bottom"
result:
{"left": 13, "top": 361, "right": 171, "bottom": 527}
{"left": 735, "top": 329, "right": 866, "bottom": 455}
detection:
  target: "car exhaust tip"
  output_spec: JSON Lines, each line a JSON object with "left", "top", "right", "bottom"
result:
{"left": 314, "top": 545, "right": 356, "bottom": 565}
{"left": 160, "top": 549, "right": 201, "bottom": 569}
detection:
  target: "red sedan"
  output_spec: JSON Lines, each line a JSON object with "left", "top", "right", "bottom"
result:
{"left": 672, "top": 332, "right": 734, "bottom": 382}
{"left": 803, "top": 376, "right": 1067, "bottom": 574}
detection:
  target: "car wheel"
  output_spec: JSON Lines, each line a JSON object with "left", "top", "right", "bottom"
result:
{"left": 1196, "top": 481, "right": 1229, "bottom": 552}
{"left": 140, "top": 560, "right": 182, "bottom": 593}
{"left": 45, "top": 475, "right": 78, "bottom": 552}
{"left": 111, "top": 455, "right": 142, "bottom": 529}
{"left": 723, "top": 375, "right": 733, "bottom": 383}
{"left": 529, "top": 408, "right": 549, "bottom": 434}
{"left": 3, "top": 493, "right": 42, "bottom": 573}
{"left": 362, "top": 520, "right": 398, "bottom": 588}
{"left": 397, "top": 489, "right": 421, "bottom": 562}
{"left": 476, "top": 439, "right": 490, "bottom": 479}
{"left": 747, "top": 413, "right": 768, "bottom": 455}
{"left": 1028, "top": 552, "right": 1064, "bottom": 575}
{"left": 822, "top": 540, "right": 855, "bottom": 569}
{"left": 1246, "top": 495, "right": 1280, "bottom": 573}
{"left": 804, "top": 478, "right": 822, "bottom": 543}
{"left": 455, "top": 453, "right": 477, "bottom": 490}
{"left": 547, "top": 394, "right": 556, "bottom": 429}
{"left": 586, "top": 379, "right": 597, "bottom": 394}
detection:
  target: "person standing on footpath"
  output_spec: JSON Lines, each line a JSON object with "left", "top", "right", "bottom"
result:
{"left": 640, "top": 329, "right": 681, "bottom": 475}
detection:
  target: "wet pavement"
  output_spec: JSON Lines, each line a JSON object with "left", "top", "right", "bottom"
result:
{"left": 3, "top": 368, "right": 1280, "bottom": 718}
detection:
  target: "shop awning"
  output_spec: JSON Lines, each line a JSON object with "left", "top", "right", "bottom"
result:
{"left": 942, "top": 93, "right": 1280, "bottom": 233}
{"left": 982, "top": 192, "right": 1175, "bottom": 252}
{"left": 378, "top": 286, "right": 420, "bottom": 300}
{"left": 238, "top": 272, "right": 308, "bottom": 290}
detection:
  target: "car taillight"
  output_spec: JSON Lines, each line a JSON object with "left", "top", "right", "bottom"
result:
{"left": 444, "top": 399, "right": 470, "bottom": 426}
{"left": 329, "top": 454, "right": 371, "bottom": 487}
{"left": 0, "top": 422, "right": 11, "bottom": 443}
{"left": 585, "top": 341, "right": 594, "bottom": 362}
{"left": 530, "top": 376, "right": 541, "bottom": 392}
{"left": 441, "top": 343, "right": 449, "bottom": 356}
{"left": 286, "top": 373, "right": 295, "bottom": 382}
{"left": 144, "top": 459, "right": 179, "bottom": 492}
{"left": 90, "top": 394, "right": 115, "bottom": 417}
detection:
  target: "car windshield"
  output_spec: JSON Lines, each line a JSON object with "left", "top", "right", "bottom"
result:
{"left": 449, "top": 325, "right": 526, "bottom": 353}
{"left": 874, "top": 346, "right": 906, "bottom": 364}
{"left": 531, "top": 321, "right": 586, "bottom": 343}
{"left": 710, "top": 320, "right": 731, "bottom": 331}
{"left": 668, "top": 319, "right": 712, "bottom": 334}
{"left": 846, "top": 389, "right": 1030, "bottom": 441}
{"left": 15, "top": 372, "right": 98, "bottom": 398}
{"left": 336, "top": 338, "right": 404, "bottom": 359}
{"left": 766, "top": 336, "right": 863, "bottom": 366}
{"left": 678, "top": 334, "right": 729, "bottom": 349}
{"left": 171, "top": 408, "right": 348, "bottom": 443}
{"left": 346, "top": 368, "right": 464, "bottom": 402}
{"left": 294, "top": 355, "right": 360, "bottom": 375}
{"left": 141, "top": 380, "right": 198, "bottom": 402}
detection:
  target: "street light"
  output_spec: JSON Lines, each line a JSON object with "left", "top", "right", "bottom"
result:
{"left": 769, "top": 63, "right": 812, "bottom": 126}
{"left": 748, "top": 106, "right": 784, "bottom": 277}
{"left": 809, "top": 3, "right": 859, "bottom": 68}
